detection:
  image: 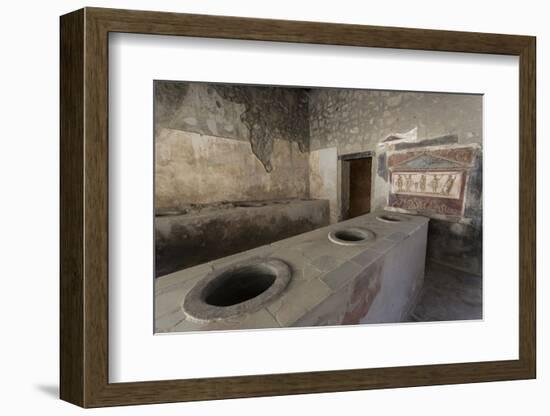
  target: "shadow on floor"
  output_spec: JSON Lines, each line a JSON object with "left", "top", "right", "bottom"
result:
{"left": 35, "top": 384, "right": 59, "bottom": 399}
{"left": 409, "top": 261, "right": 482, "bottom": 322}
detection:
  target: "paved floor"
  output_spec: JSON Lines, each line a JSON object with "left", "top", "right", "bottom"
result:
{"left": 409, "top": 261, "right": 482, "bottom": 322}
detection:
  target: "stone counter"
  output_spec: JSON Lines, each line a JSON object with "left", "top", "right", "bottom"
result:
{"left": 155, "top": 211, "right": 429, "bottom": 332}
{"left": 155, "top": 198, "right": 330, "bottom": 277}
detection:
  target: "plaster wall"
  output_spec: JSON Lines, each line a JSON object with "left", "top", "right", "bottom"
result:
{"left": 309, "top": 147, "right": 338, "bottom": 223}
{"left": 155, "top": 81, "right": 309, "bottom": 172}
{"left": 155, "top": 129, "right": 309, "bottom": 209}
{"left": 155, "top": 81, "right": 312, "bottom": 210}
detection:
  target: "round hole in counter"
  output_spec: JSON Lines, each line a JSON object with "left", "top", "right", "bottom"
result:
{"left": 183, "top": 258, "right": 291, "bottom": 321}
{"left": 328, "top": 227, "right": 376, "bottom": 246}
{"left": 204, "top": 264, "right": 276, "bottom": 307}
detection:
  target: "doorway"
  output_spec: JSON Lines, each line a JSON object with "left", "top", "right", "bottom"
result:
{"left": 340, "top": 152, "right": 373, "bottom": 220}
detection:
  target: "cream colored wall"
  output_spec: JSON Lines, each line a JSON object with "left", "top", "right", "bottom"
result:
{"left": 308, "top": 147, "right": 338, "bottom": 223}
{"left": 155, "top": 128, "right": 310, "bottom": 210}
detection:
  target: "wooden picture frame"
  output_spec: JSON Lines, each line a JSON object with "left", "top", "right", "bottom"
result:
{"left": 60, "top": 7, "right": 536, "bottom": 408}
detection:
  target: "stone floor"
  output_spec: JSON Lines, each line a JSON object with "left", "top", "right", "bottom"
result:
{"left": 409, "top": 261, "right": 482, "bottom": 322}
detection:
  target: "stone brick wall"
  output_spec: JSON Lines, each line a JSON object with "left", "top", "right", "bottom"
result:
{"left": 309, "top": 89, "right": 482, "bottom": 153}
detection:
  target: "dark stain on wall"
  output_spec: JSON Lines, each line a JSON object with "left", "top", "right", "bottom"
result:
{"left": 427, "top": 219, "right": 482, "bottom": 276}
{"left": 213, "top": 85, "right": 310, "bottom": 172}
{"left": 154, "top": 81, "right": 310, "bottom": 173}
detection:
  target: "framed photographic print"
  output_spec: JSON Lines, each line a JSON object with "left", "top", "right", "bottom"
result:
{"left": 60, "top": 7, "right": 536, "bottom": 408}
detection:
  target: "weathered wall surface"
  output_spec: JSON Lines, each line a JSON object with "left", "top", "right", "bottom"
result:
{"left": 155, "top": 81, "right": 309, "bottom": 172}
{"left": 309, "top": 89, "right": 482, "bottom": 153}
{"left": 155, "top": 129, "right": 309, "bottom": 209}
{"left": 155, "top": 81, "right": 247, "bottom": 140}
{"left": 308, "top": 90, "right": 483, "bottom": 275}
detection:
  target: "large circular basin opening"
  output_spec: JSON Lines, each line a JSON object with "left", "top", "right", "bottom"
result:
{"left": 328, "top": 227, "right": 376, "bottom": 246}
{"left": 183, "top": 258, "right": 291, "bottom": 321}
{"left": 203, "top": 265, "right": 276, "bottom": 307}
{"left": 335, "top": 229, "right": 368, "bottom": 241}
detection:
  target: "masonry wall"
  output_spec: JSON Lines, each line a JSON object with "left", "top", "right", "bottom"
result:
{"left": 154, "top": 82, "right": 311, "bottom": 209}
{"left": 308, "top": 89, "right": 483, "bottom": 275}
{"left": 156, "top": 129, "right": 310, "bottom": 209}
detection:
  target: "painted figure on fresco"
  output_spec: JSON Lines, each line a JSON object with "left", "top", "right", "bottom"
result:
{"left": 396, "top": 174, "right": 404, "bottom": 192}
{"left": 419, "top": 174, "right": 426, "bottom": 192}
{"left": 430, "top": 174, "right": 441, "bottom": 194}
{"left": 405, "top": 174, "right": 413, "bottom": 191}
{"left": 443, "top": 174, "right": 456, "bottom": 195}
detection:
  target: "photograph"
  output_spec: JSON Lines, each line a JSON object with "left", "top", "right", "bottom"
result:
{"left": 153, "top": 81, "right": 483, "bottom": 333}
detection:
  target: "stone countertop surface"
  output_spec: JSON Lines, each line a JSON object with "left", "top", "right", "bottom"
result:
{"left": 155, "top": 211, "right": 429, "bottom": 333}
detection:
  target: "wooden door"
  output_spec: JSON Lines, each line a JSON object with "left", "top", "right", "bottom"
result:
{"left": 348, "top": 157, "right": 372, "bottom": 218}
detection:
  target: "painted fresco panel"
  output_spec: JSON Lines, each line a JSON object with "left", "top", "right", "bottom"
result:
{"left": 391, "top": 171, "right": 463, "bottom": 199}
{"left": 386, "top": 145, "right": 479, "bottom": 217}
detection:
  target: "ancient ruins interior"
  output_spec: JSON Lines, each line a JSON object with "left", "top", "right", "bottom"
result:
{"left": 154, "top": 81, "right": 483, "bottom": 332}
